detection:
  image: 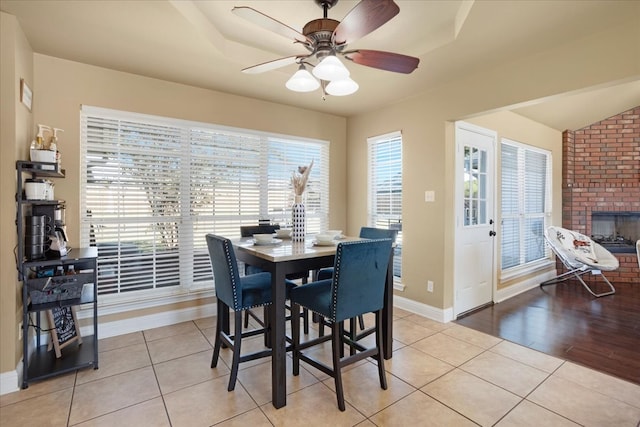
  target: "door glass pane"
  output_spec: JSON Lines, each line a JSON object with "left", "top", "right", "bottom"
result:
{"left": 463, "top": 144, "right": 488, "bottom": 227}
{"left": 463, "top": 146, "right": 472, "bottom": 225}
{"left": 478, "top": 149, "right": 487, "bottom": 225}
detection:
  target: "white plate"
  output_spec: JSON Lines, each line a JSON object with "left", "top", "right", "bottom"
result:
{"left": 253, "top": 238, "right": 282, "bottom": 246}
{"left": 312, "top": 240, "right": 336, "bottom": 246}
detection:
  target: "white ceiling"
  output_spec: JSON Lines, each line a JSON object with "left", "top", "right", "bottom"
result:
{"left": 2, "top": 0, "right": 639, "bottom": 129}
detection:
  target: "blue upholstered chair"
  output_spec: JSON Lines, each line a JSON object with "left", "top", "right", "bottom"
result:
{"left": 290, "top": 238, "right": 393, "bottom": 411}
{"left": 316, "top": 227, "right": 398, "bottom": 332}
{"left": 206, "top": 233, "right": 295, "bottom": 391}
{"left": 239, "top": 224, "right": 311, "bottom": 333}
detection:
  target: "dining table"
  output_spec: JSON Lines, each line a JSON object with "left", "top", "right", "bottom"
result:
{"left": 231, "top": 235, "right": 395, "bottom": 409}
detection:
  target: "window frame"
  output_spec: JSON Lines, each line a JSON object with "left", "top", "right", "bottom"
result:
{"left": 80, "top": 106, "right": 329, "bottom": 304}
{"left": 500, "top": 138, "right": 553, "bottom": 275}
{"left": 367, "top": 130, "right": 403, "bottom": 283}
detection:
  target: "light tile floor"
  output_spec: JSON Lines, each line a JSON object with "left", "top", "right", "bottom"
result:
{"left": 2, "top": 308, "right": 640, "bottom": 426}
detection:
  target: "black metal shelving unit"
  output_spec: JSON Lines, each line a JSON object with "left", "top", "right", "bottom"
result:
{"left": 16, "top": 161, "right": 99, "bottom": 389}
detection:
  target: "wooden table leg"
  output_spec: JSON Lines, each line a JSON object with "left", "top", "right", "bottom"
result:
{"left": 271, "top": 265, "right": 287, "bottom": 408}
{"left": 382, "top": 253, "right": 394, "bottom": 359}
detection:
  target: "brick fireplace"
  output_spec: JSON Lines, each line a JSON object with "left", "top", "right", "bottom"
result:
{"left": 562, "top": 106, "right": 640, "bottom": 285}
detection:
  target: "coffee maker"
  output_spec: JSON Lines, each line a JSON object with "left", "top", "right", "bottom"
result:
{"left": 53, "top": 204, "right": 67, "bottom": 240}
{"left": 32, "top": 203, "right": 67, "bottom": 257}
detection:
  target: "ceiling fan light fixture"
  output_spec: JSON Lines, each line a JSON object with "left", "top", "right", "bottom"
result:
{"left": 325, "top": 76, "right": 359, "bottom": 96}
{"left": 312, "top": 55, "right": 349, "bottom": 81}
{"left": 286, "top": 65, "right": 320, "bottom": 92}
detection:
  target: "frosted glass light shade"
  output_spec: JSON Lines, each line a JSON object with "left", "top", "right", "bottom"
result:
{"left": 286, "top": 68, "right": 320, "bottom": 92}
{"left": 326, "top": 77, "right": 359, "bottom": 96}
{"left": 312, "top": 55, "right": 349, "bottom": 81}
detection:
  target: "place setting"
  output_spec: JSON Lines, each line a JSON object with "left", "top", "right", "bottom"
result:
{"left": 252, "top": 233, "right": 282, "bottom": 246}
{"left": 311, "top": 230, "right": 343, "bottom": 246}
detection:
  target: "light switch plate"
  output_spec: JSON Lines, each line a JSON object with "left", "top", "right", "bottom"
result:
{"left": 425, "top": 191, "right": 435, "bottom": 202}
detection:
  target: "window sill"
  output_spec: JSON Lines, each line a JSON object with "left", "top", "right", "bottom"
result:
{"left": 500, "top": 258, "right": 555, "bottom": 283}
{"left": 76, "top": 287, "right": 216, "bottom": 319}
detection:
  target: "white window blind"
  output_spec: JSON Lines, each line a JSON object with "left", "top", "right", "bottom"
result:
{"left": 80, "top": 106, "right": 329, "bottom": 297}
{"left": 501, "top": 139, "right": 552, "bottom": 270}
{"left": 368, "top": 131, "right": 403, "bottom": 279}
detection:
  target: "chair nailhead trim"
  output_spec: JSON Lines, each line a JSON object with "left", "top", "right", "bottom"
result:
{"left": 330, "top": 238, "right": 390, "bottom": 321}
{"left": 223, "top": 239, "right": 240, "bottom": 309}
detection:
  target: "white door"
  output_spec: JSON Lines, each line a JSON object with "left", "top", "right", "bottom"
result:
{"left": 454, "top": 122, "right": 496, "bottom": 317}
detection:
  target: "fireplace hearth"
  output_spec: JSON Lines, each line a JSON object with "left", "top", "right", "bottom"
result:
{"left": 591, "top": 212, "right": 640, "bottom": 253}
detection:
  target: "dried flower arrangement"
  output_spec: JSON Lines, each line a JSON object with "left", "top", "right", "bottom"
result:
{"left": 291, "top": 160, "right": 314, "bottom": 197}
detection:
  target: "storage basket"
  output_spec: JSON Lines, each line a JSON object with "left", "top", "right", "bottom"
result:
{"left": 26, "top": 276, "right": 85, "bottom": 304}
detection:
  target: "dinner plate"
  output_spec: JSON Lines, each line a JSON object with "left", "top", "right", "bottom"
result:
{"left": 253, "top": 238, "right": 282, "bottom": 246}
{"left": 312, "top": 240, "right": 336, "bottom": 246}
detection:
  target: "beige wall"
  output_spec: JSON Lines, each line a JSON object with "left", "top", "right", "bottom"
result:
{"left": 32, "top": 54, "right": 348, "bottom": 246}
{"left": 465, "top": 110, "right": 563, "bottom": 290}
{"left": 0, "top": 43, "right": 347, "bottom": 379}
{"left": 347, "top": 19, "right": 640, "bottom": 311}
{"left": 1, "top": 12, "right": 34, "bottom": 377}
{"left": 2, "top": 9, "right": 638, "bottom": 386}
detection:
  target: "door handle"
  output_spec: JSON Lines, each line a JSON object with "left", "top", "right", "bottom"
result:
{"left": 489, "top": 231, "right": 496, "bottom": 237}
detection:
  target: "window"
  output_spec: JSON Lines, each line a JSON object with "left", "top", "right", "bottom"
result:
{"left": 368, "top": 131, "right": 402, "bottom": 280}
{"left": 80, "top": 106, "right": 329, "bottom": 298}
{"left": 501, "top": 139, "right": 552, "bottom": 270}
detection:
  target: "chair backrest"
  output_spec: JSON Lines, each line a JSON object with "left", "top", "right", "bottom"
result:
{"left": 330, "top": 239, "right": 393, "bottom": 322}
{"left": 240, "top": 224, "right": 280, "bottom": 237}
{"left": 545, "top": 226, "right": 619, "bottom": 270}
{"left": 359, "top": 227, "right": 398, "bottom": 241}
{"left": 206, "top": 234, "right": 242, "bottom": 310}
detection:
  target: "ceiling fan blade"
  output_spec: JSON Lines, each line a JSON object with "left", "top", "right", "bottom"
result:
{"left": 343, "top": 49, "right": 419, "bottom": 74}
{"left": 232, "top": 6, "right": 311, "bottom": 45}
{"left": 241, "top": 55, "right": 306, "bottom": 74}
{"left": 332, "top": 0, "right": 400, "bottom": 45}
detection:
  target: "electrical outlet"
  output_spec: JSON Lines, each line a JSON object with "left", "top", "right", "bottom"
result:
{"left": 18, "top": 321, "right": 23, "bottom": 340}
{"left": 427, "top": 280, "right": 434, "bottom": 292}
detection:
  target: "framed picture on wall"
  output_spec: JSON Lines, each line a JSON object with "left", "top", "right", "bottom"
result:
{"left": 20, "top": 78, "right": 32, "bottom": 111}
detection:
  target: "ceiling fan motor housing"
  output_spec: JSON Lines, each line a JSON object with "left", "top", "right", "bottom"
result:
{"left": 303, "top": 18, "right": 342, "bottom": 57}
{"left": 235, "top": 0, "right": 419, "bottom": 78}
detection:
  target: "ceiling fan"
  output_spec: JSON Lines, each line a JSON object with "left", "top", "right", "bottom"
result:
{"left": 232, "top": 0, "right": 420, "bottom": 97}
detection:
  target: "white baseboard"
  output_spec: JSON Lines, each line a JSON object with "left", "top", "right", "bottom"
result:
{"left": 393, "top": 295, "right": 455, "bottom": 323}
{"left": 392, "top": 269, "right": 558, "bottom": 325}
{"left": 0, "top": 302, "right": 217, "bottom": 396}
{"left": 96, "top": 302, "right": 217, "bottom": 339}
{"left": 5, "top": 276, "right": 552, "bottom": 397}
{"left": 495, "top": 269, "right": 557, "bottom": 303}
{"left": 0, "top": 369, "right": 20, "bottom": 396}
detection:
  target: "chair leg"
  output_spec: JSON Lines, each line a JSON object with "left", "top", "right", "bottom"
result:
{"left": 303, "top": 308, "right": 310, "bottom": 334}
{"left": 263, "top": 306, "right": 271, "bottom": 347}
{"left": 211, "top": 299, "right": 224, "bottom": 368}
{"left": 358, "top": 315, "right": 365, "bottom": 331}
{"left": 331, "top": 321, "right": 346, "bottom": 411}
{"left": 349, "top": 317, "right": 357, "bottom": 356}
{"left": 227, "top": 310, "right": 243, "bottom": 391}
{"left": 339, "top": 321, "right": 345, "bottom": 358}
{"left": 319, "top": 316, "right": 325, "bottom": 337}
{"left": 299, "top": 276, "right": 310, "bottom": 334}
{"left": 292, "top": 303, "right": 301, "bottom": 376}
{"left": 375, "top": 311, "right": 387, "bottom": 390}
{"left": 244, "top": 310, "right": 250, "bottom": 328}
{"left": 541, "top": 267, "right": 616, "bottom": 297}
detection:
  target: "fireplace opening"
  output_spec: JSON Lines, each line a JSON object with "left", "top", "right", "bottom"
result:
{"left": 591, "top": 211, "right": 640, "bottom": 253}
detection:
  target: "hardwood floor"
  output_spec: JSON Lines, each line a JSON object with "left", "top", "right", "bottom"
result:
{"left": 456, "top": 278, "right": 640, "bottom": 385}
